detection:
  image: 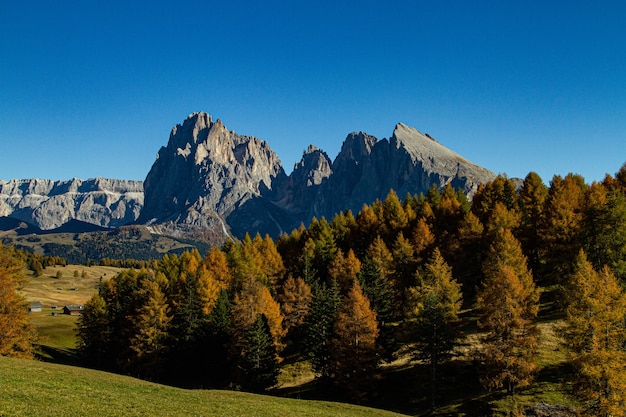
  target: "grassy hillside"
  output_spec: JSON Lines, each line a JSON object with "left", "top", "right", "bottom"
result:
{"left": 0, "top": 225, "right": 207, "bottom": 264}
{"left": 20, "top": 264, "right": 122, "bottom": 306}
{"left": 0, "top": 357, "right": 408, "bottom": 417}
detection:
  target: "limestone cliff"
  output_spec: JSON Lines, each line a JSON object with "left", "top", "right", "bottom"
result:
{"left": 0, "top": 178, "right": 143, "bottom": 230}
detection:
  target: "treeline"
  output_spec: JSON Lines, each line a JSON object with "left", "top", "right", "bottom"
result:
{"left": 75, "top": 166, "right": 626, "bottom": 412}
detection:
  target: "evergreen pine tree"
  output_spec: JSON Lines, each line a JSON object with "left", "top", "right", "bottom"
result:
{"left": 235, "top": 314, "right": 279, "bottom": 392}
{"left": 407, "top": 248, "right": 462, "bottom": 410}
{"left": 76, "top": 293, "right": 111, "bottom": 369}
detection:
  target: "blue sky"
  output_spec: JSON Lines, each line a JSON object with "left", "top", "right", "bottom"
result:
{"left": 1, "top": 1, "right": 625, "bottom": 184}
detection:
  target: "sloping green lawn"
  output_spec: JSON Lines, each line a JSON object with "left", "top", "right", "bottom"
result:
{"left": 0, "top": 357, "right": 408, "bottom": 417}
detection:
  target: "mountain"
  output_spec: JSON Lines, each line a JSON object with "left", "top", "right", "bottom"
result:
{"left": 0, "top": 178, "right": 143, "bottom": 231}
{"left": 138, "top": 112, "right": 289, "bottom": 241}
{"left": 1, "top": 112, "right": 497, "bottom": 248}
{"left": 139, "top": 113, "right": 496, "bottom": 243}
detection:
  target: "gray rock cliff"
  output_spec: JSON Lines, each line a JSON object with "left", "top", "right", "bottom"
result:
{"left": 0, "top": 178, "right": 143, "bottom": 230}
{"left": 139, "top": 113, "right": 496, "bottom": 243}
{"left": 2, "top": 113, "right": 497, "bottom": 245}
{"left": 138, "top": 112, "right": 288, "bottom": 240}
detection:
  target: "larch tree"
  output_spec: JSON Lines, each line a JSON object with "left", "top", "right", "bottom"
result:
{"left": 563, "top": 250, "right": 626, "bottom": 417}
{"left": 279, "top": 276, "right": 312, "bottom": 335}
{"left": 407, "top": 248, "right": 462, "bottom": 410}
{"left": 0, "top": 245, "right": 37, "bottom": 359}
{"left": 129, "top": 273, "right": 172, "bottom": 379}
{"left": 328, "top": 248, "right": 361, "bottom": 294}
{"left": 204, "top": 246, "right": 232, "bottom": 290}
{"left": 382, "top": 189, "right": 409, "bottom": 239}
{"left": 518, "top": 172, "right": 548, "bottom": 279}
{"left": 477, "top": 228, "right": 540, "bottom": 395}
{"left": 329, "top": 280, "right": 380, "bottom": 400}
{"left": 412, "top": 217, "right": 436, "bottom": 258}
{"left": 540, "top": 174, "right": 587, "bottom": 285}
{"left": 229, "top": 277, "right": 285, "bottom": 356}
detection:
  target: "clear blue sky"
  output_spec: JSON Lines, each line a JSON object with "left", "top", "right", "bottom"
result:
{"left": 1, "top": 1, "right": 625, "bottom": 184}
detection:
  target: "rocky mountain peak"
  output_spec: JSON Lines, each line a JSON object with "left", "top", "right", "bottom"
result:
{"left": 139, "top": 113, "right": 287, "bottom": 240}
{"left": 2, "top": 113, "right": 499, "bottom": 246}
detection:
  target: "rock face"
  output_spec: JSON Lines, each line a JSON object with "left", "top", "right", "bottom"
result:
{"left": 138, "top": 112, "right": 288, "bottom": 240}
{"left": 140, "top": 113, "right": 496, "bottom": 243}
{"left": 0, "top": 178, "right": 143, "bottom": 230}
{"left": 2, "top": 112, "right": 497, "bottom": 244}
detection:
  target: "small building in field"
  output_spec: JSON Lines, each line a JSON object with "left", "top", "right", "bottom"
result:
{"left": 29, "top": 301, "right": 43, "bottom": 313}
{"left": 63, "top": 305, "right": 84, "bottom": 316}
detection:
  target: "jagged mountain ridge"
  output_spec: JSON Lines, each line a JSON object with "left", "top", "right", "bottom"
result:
{"left": 0, "top": 178, "right": 143, "bottom": 230}
{"left": 1, "top": 112, "right": 497, "bottom": 245}
{"left": 140, "top": 112, "right": 496, "bottom": 242}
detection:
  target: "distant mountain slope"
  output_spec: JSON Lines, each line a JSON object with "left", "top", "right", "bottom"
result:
{"left": 0, "top": 178, "right": 143, "bottom": 230}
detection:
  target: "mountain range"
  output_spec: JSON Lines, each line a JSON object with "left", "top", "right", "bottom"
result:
{"left": 1, "top": 112, "right": 496, "bottom": 247}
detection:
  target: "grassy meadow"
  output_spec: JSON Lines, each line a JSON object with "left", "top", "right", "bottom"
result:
{"left": 0, "top": 357, "right": 408, "bottom": 417}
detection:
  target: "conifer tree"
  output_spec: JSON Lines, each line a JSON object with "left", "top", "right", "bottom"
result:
{"left": 366, "top": 235, "right": 394, "bottom": 279}
{"left": 129, "top": 274, "right": 172, "bottom": 379}
{"left": 279, "top": 276, "right": 312, "bottom": 334}
{"left": 0, "top": 245, "right": 36, "bottom": 359}
{"left": 329, "top": 280, "right": 380, "bottom": 400}
{"left": 584, "top": 183, "right": 626, "bottom": 282}
{"left": 235, "top": 314, "right": 279, "bottom": 392}
{"left": 303, "top": 279, "right": 342, "bottom": 376}
{"left": 518, "top": 172, "right": 548, "bottom": 277}
{"left": 355, "top": 203, "right": 380, "bottom": 255}
{"left": 412, "top": 217, "right": 436, "bottom": 257}
{"left": 229, "top": 277, "right": 285, "bottom": 354}
{"left": 563, "top": 250, "right": 626, "bottom": 416}
{"left": 358, "top": 257, "right": 397, "bottom": 358}
{"left": 204, "top": 246, "right": 232, "bottom": 289}
{"left": 382, "top": 189, "right": 409, "bottom": 239}
{"left": 328, "top": 248, "right": 361, "bottom": 293}
{"left": 451, "top": 211, "right": 484, "bottom": 301}
{"left": 477, "top": 228, "right": 540, "bottom": 394}
{"left": 540, "top": 174, "right": 587, "bottom": 285}
{"left": 76, "top": 293, "right": 111, "bottom": 368}
{"left": 407, "top": 248, "right": 462, "bottom": 410}
{"left": 391, "top": 232, "right": 417, "bottom": 302}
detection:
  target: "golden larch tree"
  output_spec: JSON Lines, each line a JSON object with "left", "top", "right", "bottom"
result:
{"left": 477, "top": 228, "right": 540, "bottom": 395}
{"left": 329, "top": 280, "right": 380, "bottom": 400}
{"left": 0, "top": 245, "right": 36, "bottom": 359}
{"left": 563, "top": 250, "right": 626, "bottom": 417}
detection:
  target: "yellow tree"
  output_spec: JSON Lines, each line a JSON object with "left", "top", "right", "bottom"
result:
{"left": 279, "top": 276, "right": 312, "bottom": 334}
{"left": 412, "top": 217, "right": 436, "bottom": 257}
{"left": 230, "top": 277, "right": 285, "bottom": 354}
{"left": 563, "top": 250, "right": 626, "bottom": 417}
{"left": 477, "top": 228, "right": 540, "bottom": 394}
{"left": 329, "top": 280, "right": 380, "bottom": 400}
{"left": 129, "top": 273, "right": 172, "bottom": 378}
{"left": 0, "top": 245, "right": 36, "bottom": 359}
{"left": 328, "top": 248, "right": 361, "bottom": 293}
{"left": 204, "top": 246, "right": 231, "bottom": 289}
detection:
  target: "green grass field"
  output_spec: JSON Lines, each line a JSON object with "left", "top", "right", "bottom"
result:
{"left": 0, "top": 357, "right": 408, "bottom": 417}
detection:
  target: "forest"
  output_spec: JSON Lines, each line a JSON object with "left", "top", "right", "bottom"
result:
{"left": 2, "top": 165, "right": 626, "bottom": 416}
